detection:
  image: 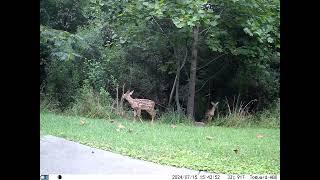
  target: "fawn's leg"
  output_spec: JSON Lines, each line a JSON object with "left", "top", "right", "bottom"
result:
{"left": 137, "top": 109, "right": 143, "bottom": 123}
{"left": 151, "top": 111, "right": 156, "bottom": 123}
{"left": 147, "top": 110, "right": 155, "bottom": 123}
{"left": 133, "top": 109, "right": 137, "bottom": 122}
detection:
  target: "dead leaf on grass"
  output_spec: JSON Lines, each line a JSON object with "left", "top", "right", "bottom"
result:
{"left": 117, "top": 123, "right": 125, "bottom": 129}
{"left": 256, "top": 134, "right": 264, "bottom": 138}
{"left": 205, "top": 136, "right": 214, "bottom": 140}
{"left": 80, "top": 120, "right": 86, "bottom": 125}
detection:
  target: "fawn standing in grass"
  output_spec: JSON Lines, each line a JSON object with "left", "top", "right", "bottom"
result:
{"left": 193, "top": 101, "right": 219, "bottom": 127}
{"left": 121, "top": 90, "right": 156, "bottom": 123}
{"left": 205, "top": 101, "right": 219, "bottom": 122}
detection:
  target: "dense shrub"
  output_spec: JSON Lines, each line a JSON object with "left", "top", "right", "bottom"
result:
{"left": 40, "top": 95, "right": 60, "bottom": 113}
{"left": 255, "top": 98, "right": 280, "bottom": 128}
{"left": 208, "top": 97, "right": 279, "bottom": 128}
{"left": 67, "top": 80, "right": 115, "bottom": 119}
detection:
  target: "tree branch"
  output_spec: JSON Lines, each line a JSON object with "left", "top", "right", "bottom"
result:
{"left": 179, "top": 47, "right": 188, "bottom": 71}
{"left": 169, "top": 47, "right": 188, "bottom": 106}
{"left": 152, "top": 16, "right": 170, "bottom": 40}
{"left": 168, "top": 73, "right": 178, "bottom": 106}
{"left": 195, "top": 61, "right": 228, "bottom": 93}
{"left": 197, "top": 53, "right": 226, "bottom": 71}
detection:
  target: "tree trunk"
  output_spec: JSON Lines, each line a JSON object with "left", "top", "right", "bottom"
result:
{"left": 174, "top": 50, "right": 181, "bottom": 112}
{"left": 168, "top": 45, "right": 187, "bottom": 108}
{"left": 120, "top": 84, "right": 125, "bottom": 116}
{"left": 187, "top": 25, "right": 199, "bottom": 119}
{"left": 116, "top": 85, "right": 119, "bottom": 114}
{"left": 168, "top": 73, "right": 177, "bottom": 107}
{"left": 175, "top": 65, "right": 181, "bottom": 112}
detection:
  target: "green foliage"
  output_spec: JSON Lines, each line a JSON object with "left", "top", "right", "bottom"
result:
{"left": 67, "top": 80, "right": 114, "bottom": 119}
{"left": 40, "top": 0, "right": 280, "bottom": 121}
{"left": 255, "top": 98, "right": 280, "bottom": 128}
{"left": 40, "top": 0, "right": 88, "bottom": 33}
{"left": 230, "top": 54, "right": 279, "bottom": 109}
{"left": 132, "top": 0, "right": 217, "bottom": 30}
{"left": 210, "top": 98, "right": 279, "bottom": 128}
{"left": 41, "top": 24, "right": 121, "bottom": 109}
{"left": 243, "top": 1, "right": 280, "bottom": 48}
{"left": 41, "top": 26, "right": 84, "bottom": 109}
{"left": 98, "top": 87, "right": 113, "bottom": 107}
{"left": 85, "top": 59, "right": 106, "bottom": 90}
{"left": 40, "top": 95, "right": 60, "bottom": 113}
{"left": 46, "top": 58, "right": 82, "bottom": 109}
{"left": 40, "top": 25, "right": 93, "bottom": 63}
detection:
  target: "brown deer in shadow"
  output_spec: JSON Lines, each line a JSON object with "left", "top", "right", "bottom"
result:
{"left": 194, "top": 101, "right": 219, "bottom": 127}
{"left": 205, "top": 101, "right": 219, "bottom": 122}
{"left": 121, "top": 90, "right": 156, "bottom": 123}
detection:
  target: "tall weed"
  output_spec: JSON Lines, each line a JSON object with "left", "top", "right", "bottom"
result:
{"left": 67, "top": 81, "right": 115, "bottom": 119}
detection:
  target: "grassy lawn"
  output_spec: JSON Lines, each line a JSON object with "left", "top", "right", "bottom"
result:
{"left": 40, "top": 112, "right": 280, "bottom": 174}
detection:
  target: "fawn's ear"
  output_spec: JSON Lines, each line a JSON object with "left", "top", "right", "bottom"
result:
{"left": 211, "top": 101, "right": 214, "bottom": 105}
{"left": 129, "top": 90, "right": 134, "bottom": 95}
{"left": 214, "top": 102, "right": 219, "bottom": 106}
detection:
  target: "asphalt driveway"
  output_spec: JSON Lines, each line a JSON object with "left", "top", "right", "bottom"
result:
{"left": 40, "top": 135, "right": 216, "bottom": 175}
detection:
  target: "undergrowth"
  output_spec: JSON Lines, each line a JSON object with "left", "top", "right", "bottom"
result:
{"left": 41, "top": 85, "right": 279, "bottom": 129}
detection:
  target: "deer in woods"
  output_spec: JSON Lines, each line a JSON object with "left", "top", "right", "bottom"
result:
{"left": 121, "top": 90, "right": 156, "bottom": 123}
{"left": 193, "top": 101, "right": 219, "bottom": 127}
{"left": 205, "top": 101, "right": 219, "bottom": 122}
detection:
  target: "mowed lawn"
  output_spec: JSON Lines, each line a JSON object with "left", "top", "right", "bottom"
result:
{"left": 40, "top": 112, "right": 280, "bottom": 174}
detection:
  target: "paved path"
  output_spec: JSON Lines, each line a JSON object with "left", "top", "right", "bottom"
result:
{"left": 40, "top": 135, "right": 216, "bottom": 175}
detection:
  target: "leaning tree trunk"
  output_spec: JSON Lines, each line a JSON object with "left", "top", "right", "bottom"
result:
{"left": 175, "top": 66, "right": 181, "bottom": 113}
{"left": 168, "top": 45, "right": 187, "bottom": 109}
{"left": 187, "top": 25, "right": 199, "bottom": 119}
{"left": 168, "top": 73, "right": 177, "bottom": 107}
{"left": 168, "top": 57, "right": 181, "bottom": 110}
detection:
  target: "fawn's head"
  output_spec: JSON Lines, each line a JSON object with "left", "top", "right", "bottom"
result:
{"left": 122, "top": 90, "right": 134, "bottom": 100}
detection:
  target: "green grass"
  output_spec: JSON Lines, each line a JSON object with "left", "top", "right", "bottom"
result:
{"left": 40, "top": 112, "right": 280, "bottom": 174}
